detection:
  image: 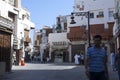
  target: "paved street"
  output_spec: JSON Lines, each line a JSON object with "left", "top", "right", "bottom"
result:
{"left": 2, "top": 62, "right": 119, "bottom": 80}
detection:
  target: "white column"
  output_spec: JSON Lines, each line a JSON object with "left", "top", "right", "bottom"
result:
{"left": 68, "top": 45, "right": 72, "bottom": 62}
{"left": 49, "top": 46, "right": 52, "bottom": 60}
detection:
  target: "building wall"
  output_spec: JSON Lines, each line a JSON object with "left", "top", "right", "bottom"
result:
{"left": 74, "top": 0, "right": 114, "bottom": 11}
{"left": 49, "top": 33, "right": 68, "bottom": 42}
{"left": 0, "top": 0, "right": 35, "bottom": 70}
{"left": 0, "top": 0, "right": 19, "bottom": 72}
{"left": 67, "top": 0, "right": 115, "bottom": 28}
{"left": 66, "top": 0, "right": 115, "bottom": 63}
{"left": 56, "top": 15, "right": 68, "bottom": 32}
{"left": 0, "top": 0, "right": 19, "bottom": 18}
{"left": 15, "top": 6, "right": 35, "bottom": 59}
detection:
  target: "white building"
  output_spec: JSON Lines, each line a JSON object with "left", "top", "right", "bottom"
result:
{"left": 33, "top": 29, "right": 42, "bottom": 53}
{"left": 48, "top": 32, "right": 70, "bottom": 62}
{"left": 0, "top": 0, "right": 34, "bottom": 71}
{"left": 56, "top": 15, "right": 68, "bottom": 32}
{"left": 67, "top": 0, "right": 115, "bottom": 28}
{"left": 0, "top": 0, "right": 20, "bottom": 72}
{"left": 33, "top": 26, "right": 53, "bottom": 62}
{"left": 66, "top": 0, "right": 115, "bottom": 62}
{"left": 17, "top": 8, "right": 35, "bottom": 58}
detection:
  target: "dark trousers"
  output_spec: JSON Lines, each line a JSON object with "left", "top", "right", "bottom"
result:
{"left": 90, "top": 71, "right": 106, "bottom": 80}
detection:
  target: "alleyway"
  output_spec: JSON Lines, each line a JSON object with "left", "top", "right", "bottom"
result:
{"left": 2, "top": 62, "right": 119, "bottom": 80}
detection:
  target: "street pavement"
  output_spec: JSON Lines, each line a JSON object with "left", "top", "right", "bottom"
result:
{"left": 2, "top": 62, "right": 119, "bottom": 80}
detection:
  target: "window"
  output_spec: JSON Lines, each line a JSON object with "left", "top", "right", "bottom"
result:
{"left": 8, "top": 0, "right": 15, "bottom": 6}
{"left": 118, "top": 18, "right": 120, "bottom": 24}
{"left": 26, "top": 13, "right": 30, "bottom": 20}
{"left": 57, "top": 17, "right": 60, "bottom": 22}
{"left": 22, "top": 13, "right": 30, "bottom": 20}
{"left": 99, "top": 11, "right": 104, "bottom": 17}
{"left": 76, "top": 5, "right": 80, "bottom": 8}
{"left": 8, "top": 11, "right": 15, "bottom": 21}
{"left": 89, "top": 13, "right": 94, "bottom": 18}
{"left": 22, "top": 14, "right": 26, "bottom": 20}
{"left": 96, "top": 11, "right": 104, "bottom": 18}
{"left": 109, "top": 11, "right": 114, "bottom": 17}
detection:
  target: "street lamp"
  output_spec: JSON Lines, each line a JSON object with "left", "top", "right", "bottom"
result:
{"left": 70, "top": 11, "right": 91, "bottom": 47}
{"left": 70, "top": 13, "right": 76, "bottom": 24}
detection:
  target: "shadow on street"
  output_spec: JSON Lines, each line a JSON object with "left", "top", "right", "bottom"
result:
{"left": 3, "top": 63, "right": 88, "bottom": 80}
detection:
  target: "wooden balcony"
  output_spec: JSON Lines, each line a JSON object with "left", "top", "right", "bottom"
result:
{"left": 67, "top": 33, "right": 87, "bottom": 41}
{"left": 67, "top": 24, "right": 114, "bottom": 41}
{"left": 24, "top": 37, "right": 31, "bottom": 43}
{"left": 67, "top": 27, "right": 87, "bottom": 41}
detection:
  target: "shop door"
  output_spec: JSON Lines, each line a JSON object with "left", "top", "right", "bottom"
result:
{"left": 0, "top": 31, "right": 11, "bottom": 72}
{"left": 71, "top": 44, "right": 85, "bottom": 62}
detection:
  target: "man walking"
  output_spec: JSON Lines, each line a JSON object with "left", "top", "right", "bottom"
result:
{"left": 84, "top": 35, "right": 108, "bottom": 80}
{"left": 74, "top": 53, "right": 80, "bottom": 65}
{"left": 115, "top": 48, "right": 120, "bottom": 80}
{"left": 110, "top": 51, "right": 116, "bottom": 71}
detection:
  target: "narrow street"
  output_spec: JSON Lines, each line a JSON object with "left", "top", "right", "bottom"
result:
{"left": 2, "top": 62, "right": 119, "bottom": 80}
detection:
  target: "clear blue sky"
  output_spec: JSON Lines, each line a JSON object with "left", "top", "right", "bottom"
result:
{"left": 21, "top": 0, "right": 74, "bottom": 29}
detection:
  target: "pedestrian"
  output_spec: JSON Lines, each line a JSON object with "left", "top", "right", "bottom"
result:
{"left": 46, "top": 57, "right": 50, "bottom": 63}
{"left": 110, "top": 51, "right": 116, "bottom": 71}
{"left": 80, "top": 51, "right": 85, "bottom": 65}
{"left": 74, "top": 53, "right": 80, "bottom": 65}
{"left": 78, "top": 51, "right": 82, "bottom": 65}
{"left": 84, "top": 35, "right": 108, "bottom": 80}
{"left": 115, "top": 48, "right": 120, "bottom": 80}
{"left": 12, "top": 50, "right": 16, "bottom": 65}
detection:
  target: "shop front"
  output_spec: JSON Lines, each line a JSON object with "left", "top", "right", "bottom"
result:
{"left": 50, "top": 41, "right": 69, "bottom": 63}
{"left": 54, "top": 50, "right": 63, "bottom": 63}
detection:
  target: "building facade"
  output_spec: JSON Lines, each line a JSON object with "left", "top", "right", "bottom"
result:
{"left": 67, "top": 0, "right": 115, "bottom": 62}
{"left": 33, "top": 26, "right": 52, "bottom": 62}
{"left": 47, "top": 0, "right": 115, "bottom": 62}
{"left": 0, "top": 0, "right": 34, "bottom": 72}
{"left": 48, "top": 33, "right": 70, "bottom": 62}
{"left": 33, "top": 0, "right": 115, "bottom": 63}
{"left": 113, "top": 0, "right": 120, "bottom": 52}
{"left": 0, "top": 0, "right": 20, "bottom": 72}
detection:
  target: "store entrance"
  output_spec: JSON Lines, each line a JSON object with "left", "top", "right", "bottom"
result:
{"left": 54, "top": 50, "right": 63, "bottom": 63}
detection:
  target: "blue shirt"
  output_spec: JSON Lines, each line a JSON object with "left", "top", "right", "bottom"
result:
{"left": 115, "top": 54, "right": 120, "bottom": 70}
{"left": 87, "top": 46, "right": 107, "bottom": 72}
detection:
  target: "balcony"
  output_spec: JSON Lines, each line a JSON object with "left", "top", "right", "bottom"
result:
{"left": 24, "top": 36, "right": 31, "bottom": 43}
{"left": 0, "top": 16, "right": 14, "bottom": 29}
{"left": 67, "top": 33, "right": 87, "bottom": 41}
{"left": 67, "top": 27, "right": 87, "bottom": 41}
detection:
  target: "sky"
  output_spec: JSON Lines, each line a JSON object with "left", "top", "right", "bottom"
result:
{"left": 21, "top": 0, "right": 74, "bottom": 29}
